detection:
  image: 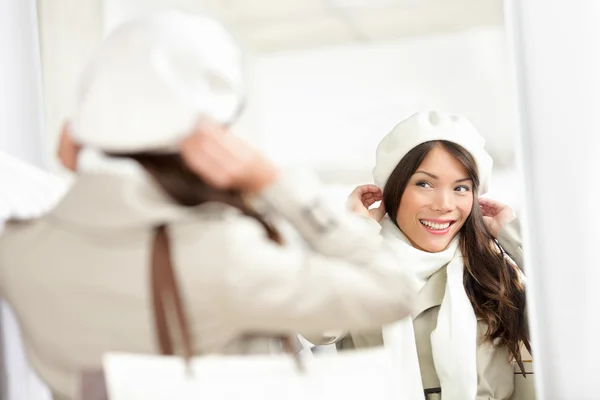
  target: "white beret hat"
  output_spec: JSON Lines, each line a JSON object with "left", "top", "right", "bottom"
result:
{"left": 71, "top": 10, "right": 243, "bottom": 153}
{"left": 372, "top": 111, "right": 493, "bottom": 194}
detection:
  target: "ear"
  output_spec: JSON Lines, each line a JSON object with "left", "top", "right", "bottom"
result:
{"left": 57, "top": 121, "right": 81, "bottom": 172}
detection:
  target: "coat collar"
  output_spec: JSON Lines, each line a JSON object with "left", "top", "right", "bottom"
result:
{"left": 50, "top": 171, "right": 230, "bottom": 230}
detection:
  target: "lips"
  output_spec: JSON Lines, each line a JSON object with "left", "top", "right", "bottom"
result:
{"left": 419, "top": 219, "right": 453, "bottom": 230}
{"left": 419, "top": 219, "right": 456, "bottom": 235}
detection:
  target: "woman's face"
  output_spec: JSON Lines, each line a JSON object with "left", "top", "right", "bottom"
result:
{"left": 395, "top": 145, "right": 474, "bottom": 252}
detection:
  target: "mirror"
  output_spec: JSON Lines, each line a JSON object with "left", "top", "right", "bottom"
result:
{"left": 1, "top": 1, "right": 537, "bottom": 399}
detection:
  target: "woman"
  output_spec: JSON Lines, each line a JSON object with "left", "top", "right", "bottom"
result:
{"left": 0, "top": 12, "right": 417, "bottom": 400}
{"left": 339, "top": 111, "right": 530, "bottom": 400}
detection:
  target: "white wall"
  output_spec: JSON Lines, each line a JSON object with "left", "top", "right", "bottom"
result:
{"left": 507, "top": 0, "right": 600, "bottom": 397}
{"left": 37, "top": 0, "right": 104, "bottom": 174}
{"left": 0, "top": 0, "right": 46, "bottom": 167}
{"left": 36, "top": 11, "right": 523, "bottom": 208}
{"left": 0, "top": 1, "right": 52, "bottom": 399}
{"left": 248, "top": 26, "right": 522, "bottom": 208}
{"left": 40, "top": 3, "right": 522, "bottom": 209}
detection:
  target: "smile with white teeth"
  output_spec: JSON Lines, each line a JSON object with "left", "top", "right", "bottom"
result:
{"left": 420, "top": 220, "right": 451, "bottom": 230}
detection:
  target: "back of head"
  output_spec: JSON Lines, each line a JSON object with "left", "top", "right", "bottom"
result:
{"left": 71, "top": 10, "right": 243, "bottom": 153}
{"left": 68, "top": 11, "right": 239, "bottom": 202}
{"left": 68, "top": 11, "right": 281, "bottom": 242}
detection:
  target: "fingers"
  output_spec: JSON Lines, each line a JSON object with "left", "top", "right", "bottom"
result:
{"left": 478, "top": 197, "right": 504, "bottom": 209}
{"left": 350, "top": 185, "right": 381, "bottom": 203}
{"left": 180, "top": 117, "right": 278, "bottom": 192}
{"left": 359, "top": 184, "right": 381, "bottom": 193}
{"left": 479, "top": 202, "right": 494, "bottom": 212}
{"left": 350, "top": 184, "right": 382, "bottom": 196}
{"left": 57, "top": 121, "right": 80, "bottom": 172}
{"left": 361, "top": 192, "right": 382, "bottom": 208}
{"left": 193, "top": 117, "right": 228, "bottom": 139}
{"left": 180, "top": 119, "right": 241, "bottom": 188}
{"left": 181, "top": 118, "right": 242, "bottom": 175}
{"left": 478, "top": 197, "right": 501, "bottom": 216}
{"left": 361, "top": 191, "right": 382, "bottom": 201}
{"left": 482, "top": 215, "right": 494, "bottom": 230}
{"left": 180, "top": 118, "right": 227, "bottom": 154}
{"left": 193, "top": 134, "right": 247, "bottom": 178}
{"left": 369, "top": 200, "right": 386, "bottom": 222}
{"left": 180, "top": 150, "right": 232, "bottom": 188}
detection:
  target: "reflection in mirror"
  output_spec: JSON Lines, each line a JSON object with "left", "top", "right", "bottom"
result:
{"left": 1, "top": 0, "right": 535, "bottom": 399}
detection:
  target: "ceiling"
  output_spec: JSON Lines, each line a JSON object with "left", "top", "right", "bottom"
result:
{"left": 104, "top": 0, "right": 505, "bottom": 53}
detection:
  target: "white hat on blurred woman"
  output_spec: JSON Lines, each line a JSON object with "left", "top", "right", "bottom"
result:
{"left": 372, "top": 111, "right": 494, "bottom": 195}
{"left": 71, "top": 10, "right": 243, "bottom": 153}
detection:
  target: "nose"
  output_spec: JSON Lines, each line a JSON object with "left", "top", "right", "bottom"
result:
{"left": 431, "top": 189, "right": 454, "bottom": 213}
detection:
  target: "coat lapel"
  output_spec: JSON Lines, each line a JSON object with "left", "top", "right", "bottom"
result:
{"left": 348, "top": 266, "right": 448, "bottom": 349}
{"left": 413, "top": 266, "right": 447, "bottom": 319}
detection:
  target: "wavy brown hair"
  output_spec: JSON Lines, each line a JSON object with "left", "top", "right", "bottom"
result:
{"left": 111, "top": 153, "right": 281, "bottom": 244}
{"left": 383, "top": 140, "right": 530, "bottom": 374}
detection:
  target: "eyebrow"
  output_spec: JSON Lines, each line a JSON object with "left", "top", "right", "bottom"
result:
{"left": 414, "top": 170, "right": 472, "bottom": 183}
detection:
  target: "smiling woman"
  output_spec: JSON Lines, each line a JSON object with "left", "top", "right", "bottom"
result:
{"left": 341, "top": 111, "right": 530, "bottom": 400}
{"left": 382, "top": 135, "right": 529, "bottom": 367}
{"left": 385, "top": 142, "right": 475, "bottom": 253}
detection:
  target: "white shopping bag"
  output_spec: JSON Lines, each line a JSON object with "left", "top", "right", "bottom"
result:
{"left": 103, "top": 346, "right": 408, "bottom": 400}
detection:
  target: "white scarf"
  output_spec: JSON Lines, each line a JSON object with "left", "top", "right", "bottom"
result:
{"left": 379, "top": 216, "right": 478, "bottom": 400}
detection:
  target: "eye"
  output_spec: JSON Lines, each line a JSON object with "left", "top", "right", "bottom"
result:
{"left": 455, "top": 185, "right": 471, "bottom": 193}
{"left": 416, "top": 180, "right": 432, "bottom": 188}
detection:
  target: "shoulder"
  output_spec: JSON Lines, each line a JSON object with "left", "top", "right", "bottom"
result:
{"left": 171, "top": 203, "right": 275, "bottom": 245}
{"left": 0, "top": 217, "right": 46, "bottom": 248}
{"left": 169, "top": 203, "right": 282, "bottom": 267}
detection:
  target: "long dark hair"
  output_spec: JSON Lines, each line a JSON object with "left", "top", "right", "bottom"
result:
{"left": 112, "top": 153, "right": 281, "bottom": 244}
{"left": 383, "top": 140, "right": 530, "bottom": 373}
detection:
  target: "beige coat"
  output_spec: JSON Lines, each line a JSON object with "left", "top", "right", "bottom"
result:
{"left": 309, "top": 219, "right": 526, "bottom": 400}
{"left": 0, "top": 169, "right": 418, "bottom": 399}
{"left": 498, "top": 218, "right": 523, "bottom": 268}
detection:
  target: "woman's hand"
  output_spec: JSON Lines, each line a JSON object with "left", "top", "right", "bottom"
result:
{"left": 347, "top": 184, "right": 386, "bottom": 222}
{"left": 57, "top": 121, "right": 81, "bottom": 172}
{"left": 180, "top": 119, "right": 279, "bottom": 193}
{"left": 479, "top": 197, "right": 516, "bottom": 238}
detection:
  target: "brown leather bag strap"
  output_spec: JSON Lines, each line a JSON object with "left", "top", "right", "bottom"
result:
{"left": 151, "top": 225, "right": 193, "bottom": 363}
